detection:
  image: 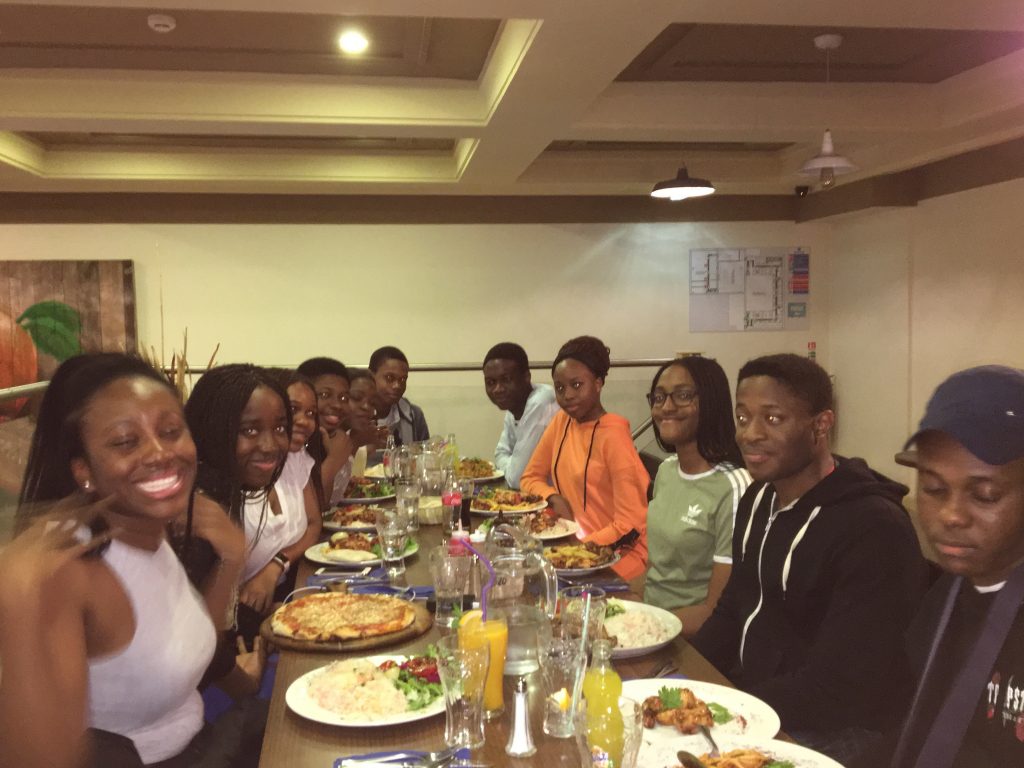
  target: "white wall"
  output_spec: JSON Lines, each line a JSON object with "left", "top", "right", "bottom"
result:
{"left": 829, "top": 178, "right": 1024, "bottom": 486}
{"left": 2, "top": 221, "right": 830, "bottom": 457}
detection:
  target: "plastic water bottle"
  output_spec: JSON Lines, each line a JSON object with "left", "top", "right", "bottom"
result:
{"left": 441, "top": 471, "right": 462, "bottom": 538}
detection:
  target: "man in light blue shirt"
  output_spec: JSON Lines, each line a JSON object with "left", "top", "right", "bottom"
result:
{"left": 482, "top": 342, "right": 560, "bottom": 489}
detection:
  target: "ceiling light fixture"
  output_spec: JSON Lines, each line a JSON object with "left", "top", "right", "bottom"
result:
{"left": 799, "top": 34, "right": 857, "bottom": 189}
{"left": 147, "top": 14, "right": 176, "bottom": 34}
{"left": 650, "top": 164, "right": 715, "bottom": 201}
{"left": 338, "top": 29, "right": 369, "bottom": 55}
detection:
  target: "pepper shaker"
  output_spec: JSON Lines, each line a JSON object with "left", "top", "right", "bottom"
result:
{"left": 505, "top": 676, "right": 537, "bottom": 757}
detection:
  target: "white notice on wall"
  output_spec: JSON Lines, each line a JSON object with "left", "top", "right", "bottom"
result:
{"left": 688, "top": 247, "right": 810, "bottom": 332}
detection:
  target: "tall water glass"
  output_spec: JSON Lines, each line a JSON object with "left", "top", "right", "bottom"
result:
{"left": 436, "top": 635, "right": 489, "bottom": 750}
{"left": 374, "top": 506, "right": 410, "bottom": 585}
{"left": 428, "top": 545, "right": 473, "bottom": 632}
{"left": 559, "top": 586, "right": 607, "bottom": 655}
{"left": 396, "top": 477, "right": 421, "bottom": 533}
{"left": 538, "top": 630, "right": 586, "bottom": 737}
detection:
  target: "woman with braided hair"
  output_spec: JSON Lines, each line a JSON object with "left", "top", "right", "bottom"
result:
{"left": 521, "top": 335, "right": 650, "bottom": 580}
{"left": 183, "top": 364, "right": 289, "bottom": 644}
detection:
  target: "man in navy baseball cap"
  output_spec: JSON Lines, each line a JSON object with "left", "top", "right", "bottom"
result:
{"left": 869, "top": 365, "right": 1024, "bottom": 768}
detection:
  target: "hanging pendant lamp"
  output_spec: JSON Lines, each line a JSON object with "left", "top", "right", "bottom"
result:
{"left": 799, "top": 34, "right": 857, "bottom": 189}
{"left": 650, "top": 164, "right": 715, "bottom": 201}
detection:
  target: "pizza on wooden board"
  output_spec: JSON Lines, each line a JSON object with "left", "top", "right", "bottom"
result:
{"left": 271, "top": 593, "right": 416, "bottom": 642}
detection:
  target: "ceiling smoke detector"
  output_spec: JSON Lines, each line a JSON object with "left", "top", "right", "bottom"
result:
{"left": 147, "top": 14, "right": 177, "bottom": 34}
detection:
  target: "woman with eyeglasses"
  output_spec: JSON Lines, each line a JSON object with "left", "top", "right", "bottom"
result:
{"left": 643, "top": 356, "right": 750, "bottom": 636}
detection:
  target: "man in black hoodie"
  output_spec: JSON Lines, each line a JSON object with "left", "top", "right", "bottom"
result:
{"left": 692, "top": 354, "right": 927, "bottom": 763}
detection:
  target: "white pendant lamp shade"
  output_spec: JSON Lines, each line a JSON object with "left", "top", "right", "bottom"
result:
{"left": 799, "top": 130, "right": 857, "bottom": 188}
{"left": 650, "top": 165, "right": 716, "bottom": 201}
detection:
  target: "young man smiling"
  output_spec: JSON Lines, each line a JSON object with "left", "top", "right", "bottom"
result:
{"left": 865, "top": 365, "right": 1024, "bottom": 768}
{"left": 482, "top": 342, "right": 558, "bottom": 489}
{"left": 692, "top": 354, "right": 927, "bottom": 764}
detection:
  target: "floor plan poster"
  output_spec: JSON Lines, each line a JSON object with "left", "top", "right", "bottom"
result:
{"left": 689, "top": 247, "right": 810, "bottom": 332}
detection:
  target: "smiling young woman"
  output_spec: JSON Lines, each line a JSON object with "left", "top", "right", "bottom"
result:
{"left": 3, "top": 353, "right": 245, "bottom": 768}
{"left": 642, "top": 356, "right": 749, "bottom": 637}
{"left": 184, "top": 364, "right": 291, "bottom": 642}
{"left": 520, "top": 335, "right": 650, "bottom": 580}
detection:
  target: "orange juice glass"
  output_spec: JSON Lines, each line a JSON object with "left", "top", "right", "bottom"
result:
{"left": 460, "top": 615, "right": 508, "bottom": 719}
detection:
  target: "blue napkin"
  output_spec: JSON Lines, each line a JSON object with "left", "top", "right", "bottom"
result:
{"left": 306, "top": 567, "right": 389, "bottom": 588}
{"left": 334, "top": 749, "right": 470, "bottom": 767}
{"left": 349, "top": 584, "right": 435, "bottom": 600}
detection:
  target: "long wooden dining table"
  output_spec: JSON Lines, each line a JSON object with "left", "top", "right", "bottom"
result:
{"left": 257, "top": 524, "right": 738, "bottom": 768}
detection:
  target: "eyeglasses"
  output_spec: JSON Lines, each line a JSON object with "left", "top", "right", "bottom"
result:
{"left": 646, "top": 389, "right": 698, "bottom": 408}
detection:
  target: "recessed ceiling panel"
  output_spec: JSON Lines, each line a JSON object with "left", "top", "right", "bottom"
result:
{"left": 0, "top": 5, "right": 500, "bottom": 79}
{"left": 618, "top": 24, "right": 1024, "bottom": 83}
{"left": 21, "top": 132, "right": 457, "bottom": 153}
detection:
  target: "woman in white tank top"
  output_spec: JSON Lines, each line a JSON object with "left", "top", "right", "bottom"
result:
{"left": 1, "top": 353, "right": 246, "bottom": 767}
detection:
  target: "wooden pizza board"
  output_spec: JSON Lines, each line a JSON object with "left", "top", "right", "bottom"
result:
{"left": 260, "top": 599, "right": 433, "bottom": 653}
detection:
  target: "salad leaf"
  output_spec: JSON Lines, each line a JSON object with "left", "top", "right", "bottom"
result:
{"left": 393, "top": 671, "right": 442, "bottom": 711}
{"left": 765, "top": 762, "right": 795, "bottom": 768}
{"left": 658, "top": 686, "right": 682, "bottom": 708}
{"left": 707, "top": 701, "right": 732, "bottom": 724}
{"left": 605, "top": 599, "right": 626, "bottom": 619}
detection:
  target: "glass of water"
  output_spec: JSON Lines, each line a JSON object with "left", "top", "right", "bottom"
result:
{"left": 428, "top": 545, "right": 473, "bottom": 632}
{"left": 436, "top": 634, "right": 489, "bottom": 750}
{"left": 395, "top": 477, "right": 422, "bottom": 532}
{"left": 374, "top": 506, "right": 410, "bottom": 585}
{"left": 538, "top": 629, "right": 586, "bottom": 738}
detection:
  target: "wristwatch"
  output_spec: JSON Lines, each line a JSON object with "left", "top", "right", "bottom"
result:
{"left": 272, "top": 551, "right": 291, "bottom": 574}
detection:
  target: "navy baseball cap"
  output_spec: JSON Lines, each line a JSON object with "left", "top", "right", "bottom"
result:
{"left": 905, "top": 365, "right": 1024, "bottom": 465}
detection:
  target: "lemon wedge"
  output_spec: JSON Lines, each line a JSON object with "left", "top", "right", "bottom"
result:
{"left": 551, "top": 687, "right": 571, "bottom": 711}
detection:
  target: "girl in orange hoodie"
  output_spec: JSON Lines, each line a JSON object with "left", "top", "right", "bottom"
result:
{"left": 521, "top": 336, "right": 650, "bottom": 580}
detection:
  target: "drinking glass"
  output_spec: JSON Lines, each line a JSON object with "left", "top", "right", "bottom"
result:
{"left": 574, "top": 696, "right": 642, "bottom": 768}
{"left": 458, "top": 613, "right": 508, "bottom": 720}
{"left": 428, "top": 545, "right": 473, "bottom": 632}
{"left": 436, "top": 635, "right": 489, "bottom": 750}
{"left": 559, "top": 586, "right": 607, "bottom": 655}
{"left": 395, "top": 477, "right": 422, "bottom": 533}
{"left": 374, "top": 506, "right": 410, "bottom": 585}
{"left": 538, "top": 629, "right": 586, "bottom": 738}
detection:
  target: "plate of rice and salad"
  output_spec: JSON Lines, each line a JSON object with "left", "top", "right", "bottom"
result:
{"left": 602, "top": 599, "right": 683, "bottom": 659}
{"left": 286, "top": 652, "right": 445, "bottom": 727}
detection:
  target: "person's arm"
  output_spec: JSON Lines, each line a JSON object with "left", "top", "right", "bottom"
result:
{"left": 677, "top": 562, "right": 731, "bottom": 639}
{"left": 410, "top": 403, "right": 430, "bottom": 441}
{"left": 0, "top": 520, "right": 102, "bottom": 768}
{"left": 519, "top": 414, "right": 561, "bottom": 502}
{"left": 191, "top": 494, "right": 246, "bottom": 630}
{"left": 746, "top": 508, "right": 926, "bottom": 730}
{"left": 281, "top": 480, "right": 322, "bottom": 562}
{"left": 677, "top": 478, "right": 743, "bottom": 637}
{"left": 580, "top": 426, "right": 648, "bottom": 545}
{"left": 493, "top": 414, "right": 514, "bottom": 475}
{"left": 504, "top": 400, "right": 559, "bottom": 490}
{"left": 320, "top": 427, "right": 354, "bottom": 500}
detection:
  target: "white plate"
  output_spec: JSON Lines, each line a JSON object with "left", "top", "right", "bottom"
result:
{"left": 322, "top": 519, "right": 377, "bottom": 533}
{"left": 621, "top": 678, "right": 781, "bottom": 757}
{"left": 343, "top": 493, "right": 397, "bottom": 504}
{"left": 529, "top": 518, "right": 581, "bottom": 540}
{"left": 470, "top": 500, "right": 547, "bottom": 516}
{"left": 462, "top": 470, "right": 504, "bottom": 483}
{"left": 303, "top": 540, "right": 419, "bottom": 567}
{"left": 550, "top": 551, "right": 621, "bottom": 576}
{"left": 637, "top": 735, "right": 841, "bottom": 768}
{"left": 604, "top": 602, "right": 682, "bottom": 659}
{"left": 285, "top": 655, "right": 445, "bottom": 727}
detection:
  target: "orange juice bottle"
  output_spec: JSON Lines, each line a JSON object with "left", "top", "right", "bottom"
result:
{"left": 459, "top": 610, "right": 509, "bottom": 719}
{"left": 581, "top": 639, "right": 624, "bottom": 766}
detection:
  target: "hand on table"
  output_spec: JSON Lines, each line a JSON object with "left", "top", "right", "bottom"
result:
{"left": 547, "top": 494, "right": 574, "bottom": 520}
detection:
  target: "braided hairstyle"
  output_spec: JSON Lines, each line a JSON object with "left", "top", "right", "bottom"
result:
{"left": 17, "top": 352, "right": 178, "bottom": 523}
{"left": 649, "top": 356, "right": 743, "bottom": 466}
{"left": 184, "top": 364, "right": 291, "bottom": 524}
